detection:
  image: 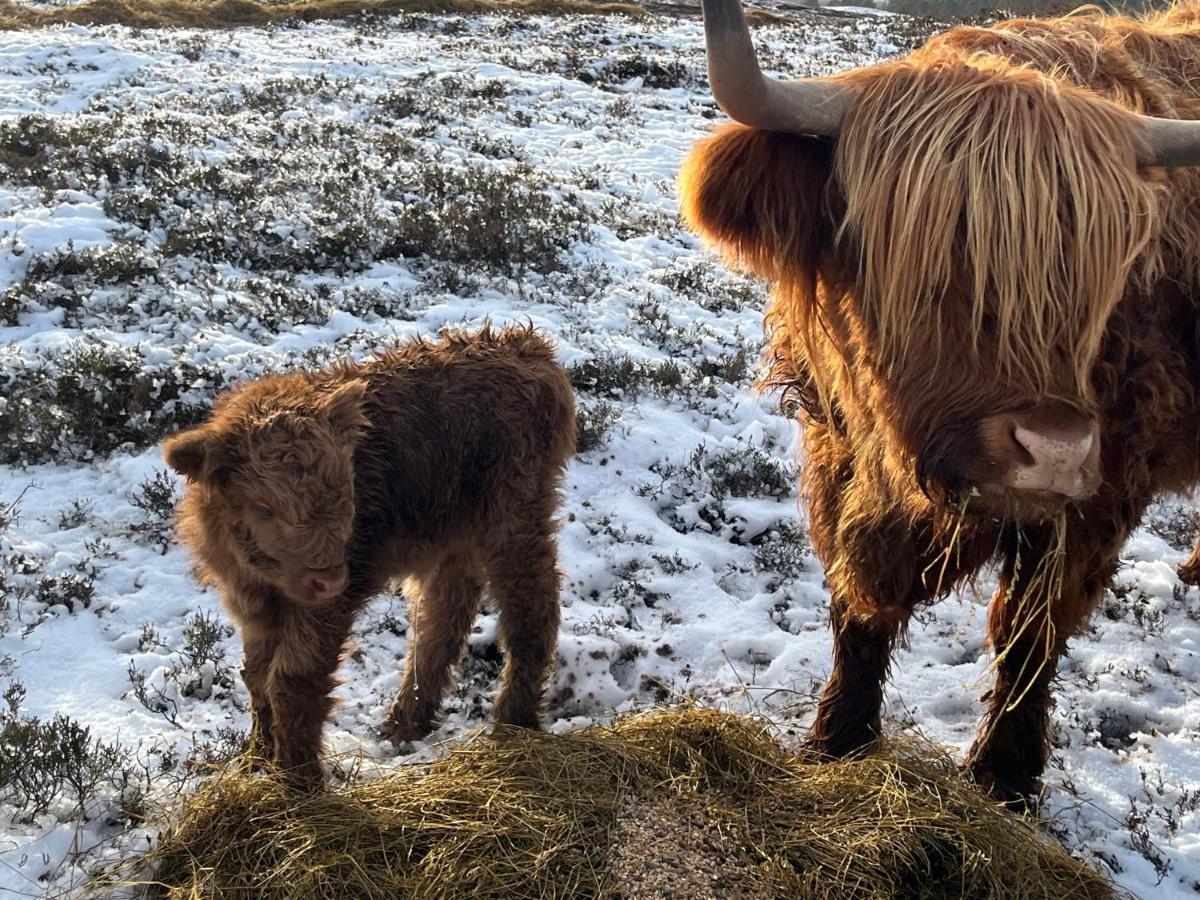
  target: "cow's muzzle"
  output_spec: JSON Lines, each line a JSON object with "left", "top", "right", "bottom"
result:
{"left": 977, "top": 404, "right": 1101, "bottom": 501}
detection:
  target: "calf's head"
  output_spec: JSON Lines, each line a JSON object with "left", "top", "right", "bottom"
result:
{"left": 164, "top": 379, "right": 369, "bottom": 604}
{"left": 681, "top": 0, "right": 1200, "bottom": 519}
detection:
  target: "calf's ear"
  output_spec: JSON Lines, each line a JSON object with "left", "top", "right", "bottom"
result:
{"left": 322, "top": 381, "right": 370, "bottom": 435}
{"left": 163, "top": 426, "right": 224, "bottom": 483}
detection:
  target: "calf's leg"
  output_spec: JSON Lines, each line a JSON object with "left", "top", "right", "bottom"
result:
{"left": 382, "top": 549, "right": 483, "bottom": 744}
{"left": 224, "top": 589, "right": 282, "bottom": 761}
{"left": 266, "top": 605, "right": 355, "bottom": 786}
{"left": 241, "top": 624, "right": 281, "bottom": 759}
{"left": 1177, "top": 536, "right": 1200, "bottom": 586}
{"left": 486, "top": 528, "right": 561, "bottom": 730}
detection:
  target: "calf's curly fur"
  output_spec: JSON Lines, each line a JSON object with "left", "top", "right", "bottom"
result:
{"left": 164, "top": 326, "right": 575, "bottom": 783}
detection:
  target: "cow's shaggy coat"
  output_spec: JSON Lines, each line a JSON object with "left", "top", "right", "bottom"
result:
{"left": 681, "top": 4, "right": 1200, "bottom": 801}
{"left": 164, "top": 326, "right": 575, "bottom": 783}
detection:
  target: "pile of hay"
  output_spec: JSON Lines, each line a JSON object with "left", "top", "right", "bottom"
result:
{"left": 119, "top": 708, "right": 1114, "bottom": 899}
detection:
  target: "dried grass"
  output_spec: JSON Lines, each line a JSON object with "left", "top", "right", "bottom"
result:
{"left": 0, "top": 0, "right": 643, "bottom": 30}
{"left": 109, "top": 707, "right": 1116, "bottom": 899}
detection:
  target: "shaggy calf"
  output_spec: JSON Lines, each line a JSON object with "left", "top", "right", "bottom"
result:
{"left": 164, "top": 327, "right": 575, "bottom": 783}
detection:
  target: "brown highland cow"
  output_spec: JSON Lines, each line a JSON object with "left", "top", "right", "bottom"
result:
{"left": 681, "top": 0, "right": 1200, "bottom": 803}
{"left": 164, "top": 326, "right": 575, "bottom": 783}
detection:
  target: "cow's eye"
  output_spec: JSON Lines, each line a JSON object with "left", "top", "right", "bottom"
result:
{"left": 253, "top": 503, "right": 275, "bottom": 520}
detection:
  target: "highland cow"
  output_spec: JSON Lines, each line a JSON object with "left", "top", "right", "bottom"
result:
{"left": 164, "top": 326, "right": 575, "bottom": 784}
{"left": 681, "top": 0, "right": 1200, "bottom": 802}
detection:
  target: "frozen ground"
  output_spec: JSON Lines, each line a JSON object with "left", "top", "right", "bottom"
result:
{"left": 0, "top": 8, "right": 1195, "bottom": 898}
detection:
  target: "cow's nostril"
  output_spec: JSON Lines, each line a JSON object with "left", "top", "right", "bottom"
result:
{"left": 1013, "top": 425, "right": 1095, "bottom": 472}
{"left": 1009, "top": 425, "right": 1039, "bottom": 468}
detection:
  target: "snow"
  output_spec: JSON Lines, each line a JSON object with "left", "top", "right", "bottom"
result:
{"left": 825, "top": 4, "right": 897, "bottom": 15}
{"left": 0, "top": 8, "right": 1195, "bottom": 897}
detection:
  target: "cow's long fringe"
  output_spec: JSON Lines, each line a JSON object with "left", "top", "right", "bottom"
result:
{"left": 833, "top": 61, "right": 1160, "bottom": 400}
{"left": 681, "top": 4, "right": 1200, "bottom": 423}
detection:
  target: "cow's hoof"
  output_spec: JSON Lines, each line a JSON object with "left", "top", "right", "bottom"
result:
{"left": 490, "top": 719, "right": 543, "bottom": 738}
{"left": 245, "top": 729, "right": 274, "bottom": 764}
{"left": 966, "top": 762, "right": 1040, "bottom": 812}
{"left": 490, "top": 706, "right": 543, "bottom": 733}
{"left": 381, "top": 715, "right": 434, "bottom": 747}
{"left": 232, "top": 751, "right": 270, "bottom": 774}
{"left": 801, "top": 730, "right": 878, "bottom": 762}
{"left": 276, "top": 757, "right": 325, "bottom": 792}
{"left": 799, "top": 738, "right": 837, "bottom": 762}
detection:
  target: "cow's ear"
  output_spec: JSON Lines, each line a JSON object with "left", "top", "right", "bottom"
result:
{"left": 322, "top": 381, "right": 370, "bottom": 435}
{"left": 678, "top": 123, "right": 833, "bottom": 281}
{"left": 163, "top": 426, "right": 224, "bottom": 483}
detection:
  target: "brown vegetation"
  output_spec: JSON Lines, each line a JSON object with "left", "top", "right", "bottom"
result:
{"left": 0, "top": 0, "right": 642, "bottom": 30}
{"left": 164, "top": 325, "right": 575, "bottom": 783}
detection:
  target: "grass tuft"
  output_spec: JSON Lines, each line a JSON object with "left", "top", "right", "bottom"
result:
{"left": 0, "top": 0, "right": 643, "bottom": 30}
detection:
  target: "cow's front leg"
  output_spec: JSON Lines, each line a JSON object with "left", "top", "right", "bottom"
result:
{"left": 965, "top": 571, "right": 1064, "bottom": 806}
{"left": 804, "top": 511, "right": 995, "bottom": 759}
{"left": 964, "top": 637, "right": 1059, "bottom": 807}
{"left": 965, "top": 530, "right": 1114, "bottom": 807}
{"left": 266, "top": 605, "right": 355, "bottom": 787}
{"left": 806, "top": 601, "right": 900, "bottom": 758}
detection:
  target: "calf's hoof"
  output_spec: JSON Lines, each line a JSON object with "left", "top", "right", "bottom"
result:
{"left": 1177, "top": 560, "right": 1200, "bottom": 587}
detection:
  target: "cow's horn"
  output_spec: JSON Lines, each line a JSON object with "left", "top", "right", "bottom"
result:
{"left": 1137, "top": 115, "right": 1200, "bottom": 167}
{"left": 701, "top": 0, "right": 853, "bottom": 136}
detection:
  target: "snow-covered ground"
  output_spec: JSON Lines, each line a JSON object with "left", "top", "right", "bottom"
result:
{"left": 0, "top": 9, "right": 1195, "bottom": 898}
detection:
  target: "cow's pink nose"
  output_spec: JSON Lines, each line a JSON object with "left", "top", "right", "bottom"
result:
{"left": 304, "top": 565, "right": 348, "bottom": 601}
{"left": 1006, "top": 418, "right": 1100, "bottom": 498}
